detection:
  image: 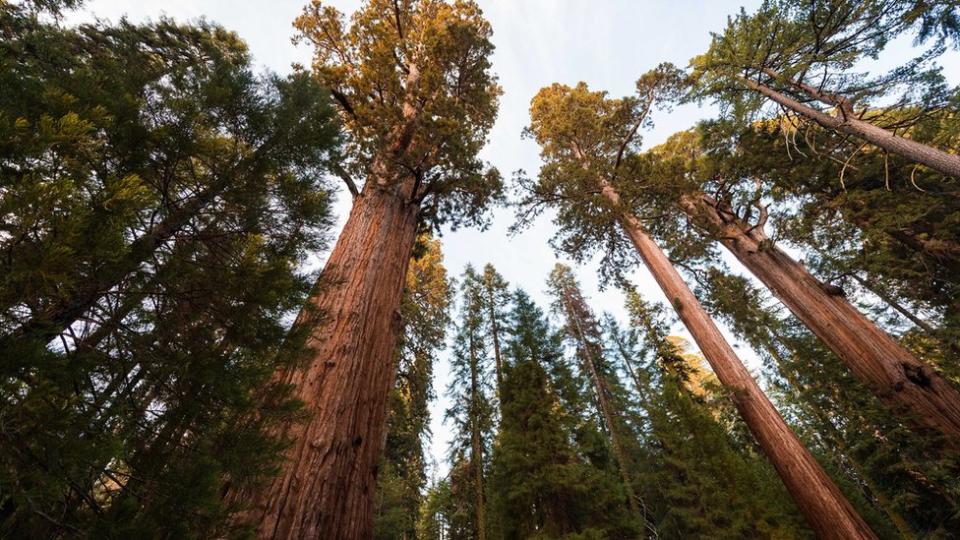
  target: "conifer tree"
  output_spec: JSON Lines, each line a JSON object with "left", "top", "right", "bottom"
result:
{"left": 703, "top": 270, "right": 960, "bottom": 536}
{"left": 690, "top": 0, "right": 960, "bottom": 178}
{"left": 693, "top": 117, "right": 960, "bottom": 365}
{"left": 0, "top": 2, "right": 341, "bottom": 535}
{"left": 612, "top": 291, "right": 813, "bottom": 538}
{"left": 546, "top": 264, "right": 643, "bottom": 516}
{"left": 232, "top": 1, "right": 501, "bottom": 537}
{"left": 487, "top": 289, "right": 639, "bottom": 539}
{"left": 518, "top": 77, "right": 875, "bottom": 538}
{"left": 480, "top": 264, "right": 510, "bottom": 401}
{"left": 621, "top": 116, "right": 960, "bottom": 443}
{"left": 0, "top": 7, "right": 330, "bottom": 348}
{"left": 445, "top": 265, "right": 495, "bottom": 540}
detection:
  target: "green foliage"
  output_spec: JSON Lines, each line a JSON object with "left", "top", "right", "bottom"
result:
{"left": 690, "top": 0, "right": 956, "bottom": 127}
{"left": 488, "top": 290, "right": 639, "bottom": 540}
{"left": 443, "top": 264, "right": 497, "bottom": 538}
{"left": 687, "top": 114, "right": 960, "bottom": 366}
{"left": 516, "top": 70, "right": 710, "bottom": 285}
{"left": 615, "top": 289, "right": 811, "bottom": 539}
{"left": 0, "top": 5, "right": 340, "bottom": 536}
{"left": 293, "top": 0, "right": 503, "bottom": 231}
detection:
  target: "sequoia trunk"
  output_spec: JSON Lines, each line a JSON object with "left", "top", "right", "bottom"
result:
{"left": 681, "top": 192, "right": 960, "bottom": 444}
{"left": 231, "top": 183, "right": 419, "bottom": 539}
{"left": 599, "top": 183, "right": 876, "bottom": 540}
{"left": 742, "top": 77, "right": 960, "bottom": 179}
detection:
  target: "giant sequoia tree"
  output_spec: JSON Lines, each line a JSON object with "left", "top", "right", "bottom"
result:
{"left": 635, "top": 126, "right": 960, "bottom": 444}
{"left": 703, "top": 270, "right": 960, "bottom": 536}
{"left": 229, "top": 1, "right": 501, "bottom": 538}
{"left": 518, "top": 79, "right": 875, "bottom": 538}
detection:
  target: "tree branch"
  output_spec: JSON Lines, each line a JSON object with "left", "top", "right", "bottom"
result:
{"left": 330, "top": 88, "right": 357, "bottom": 119}
{"left": 332, "top": 164, "right": 360, "bottom": 199}
{"left": 613, "top": 92, "right": 654, "bottom": 176}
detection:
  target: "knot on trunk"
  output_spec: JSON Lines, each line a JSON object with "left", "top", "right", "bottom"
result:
{"left": 903, "top": 363, "right": 933, "bottom": 387}
{"left": 392, "top": 309, "right": 403, "bottom": 331}
{"left": 818, "top": 281, "right": 847, "bottom": 297}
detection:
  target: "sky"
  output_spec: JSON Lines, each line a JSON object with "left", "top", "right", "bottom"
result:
{"left": 65, "top": 0, "right": 958, "bottom": 477}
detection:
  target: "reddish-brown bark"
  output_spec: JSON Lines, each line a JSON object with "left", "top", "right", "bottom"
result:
{"left": 229, "top": 182, "right": 419, "bottom": 539}
{"left": 600, "top": 183, "right": 876, "bottom": 540}
{"left": 741, "top": 76, "right": 960, "bottom": 179}
{"left": 680, "top": 192, "right": 960, "bottom": 445}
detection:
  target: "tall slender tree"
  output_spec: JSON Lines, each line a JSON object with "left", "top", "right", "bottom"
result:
{"left": 546, "top": 264, "right": 642, "bottom": 515}
{"left": 623, "top": 119, "right": 960, "bottom": 442}
{"left": 703, "top": 270, "right": 960, "bottom": 536}
{"left": 229, "top": 1, "right": 501, "bottom": 538}
{"left": 677, "top": 186, "right": 960, "bottom": 443}
{"left": 480, "top": 264, "right": 509, "bottom": 401}
{"left": 518, "top": 79, "right": 876, "bottom": 539}
{"left": 445, "top": 265, "right": 495, "bottom": 540}
{"left": 691, "top": 116, "right": 960, "bottom": 364}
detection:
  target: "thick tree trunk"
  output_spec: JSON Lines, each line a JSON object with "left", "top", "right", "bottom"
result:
{"left": 229, "top": 183, "right": 419, "bottom": 539}
{"left": 759, "top": 331, "right": 916, "bottom": 539}
{"left": 599, "top": 183, "right": 876, "bottom": 540}
{"left": 741, "top": 77, "right": 960, "bottom": 179}
{"left": 681, "top": 192, "right": 960, "bottom": 444}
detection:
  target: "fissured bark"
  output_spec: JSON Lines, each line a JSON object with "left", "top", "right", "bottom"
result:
{"left": 231, "top": 182, "right": 419, "bottom": 539}
{"left": 600, "top": 183, "right": 876, "bottom": 540}
{"left": 681, "top": 192, "right": 960, "bottom": 445}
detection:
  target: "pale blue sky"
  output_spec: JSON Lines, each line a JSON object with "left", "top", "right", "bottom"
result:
{"left": 66, "top": 0, "right": 958, "bottom": 476}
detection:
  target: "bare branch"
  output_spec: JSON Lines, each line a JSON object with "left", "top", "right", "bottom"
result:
{"left": 330, "top": 88, "right": 357, "bottom": 119}
{"left": 613, "top": 92, "right": 654, "bottom": 176}
{"left": 332, "top": 164, "right": 360, "bottom": 199}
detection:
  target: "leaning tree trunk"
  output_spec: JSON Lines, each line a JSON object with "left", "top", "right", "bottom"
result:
{"left": 228, "top": 182, "right": 420, "bottom": 539}
{"left": 561, "top": 292, "right": 641, "bottom": 514}
{"left": 741, "top": 77, "right": 960, "bottom": 179}
{"left": 681, "top": 192, "right": 960, "bottom": 445}
{"left": 599, "top": 182, "right": 876, "bottom": 540}
{"left": 761, "top": 333, "right": 917, "bottom": 540}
